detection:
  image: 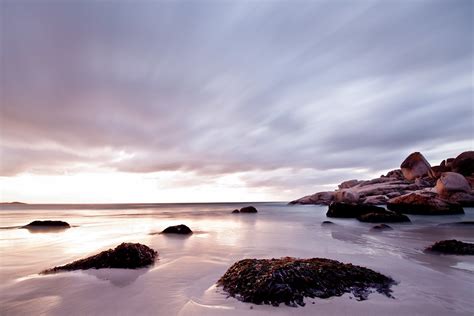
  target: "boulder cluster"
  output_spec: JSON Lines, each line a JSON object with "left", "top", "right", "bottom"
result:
{"left": 290, "top": 151, "right": 474, "bottom": 215}
{"left": 217, "top": 257, "right": 396, "bottom": 307}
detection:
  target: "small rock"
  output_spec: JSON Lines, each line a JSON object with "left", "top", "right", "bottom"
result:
{"left": 232, "top": 209, "right": 240, "bottom": 214}
{"left": 321, "top": 221, "right": 335, "bottom": 225}
{"left": 23, "top": 220, "right": 70, "bottom": 228}
{"left": 240, "top": 206, "right": 258, "bottom": 213}
{"left": 371, "top": 224, "right": 393, "bottom": 230}
{"left": 426, "top": 240, "right": 474, "bottom": 255}
{"left": 357, "top": 212, "right": 410, "bottom": 223}
{"left": 162, "top": 224, "right": 193, "bottom": 234}
{"left": 42, "top": 243, "right": 157, "bottom": 273}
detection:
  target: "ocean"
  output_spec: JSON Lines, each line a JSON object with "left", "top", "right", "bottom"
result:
{"left": 1, "top": 202, "right": 473, "bottom": 315}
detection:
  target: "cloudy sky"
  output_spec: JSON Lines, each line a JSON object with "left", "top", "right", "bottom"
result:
{"left": 0, "top": 0, "right": 472, "bottom": 203}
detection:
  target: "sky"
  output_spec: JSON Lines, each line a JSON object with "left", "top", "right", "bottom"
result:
{"left": 0, "top": 0, "right": 472, "bottom": 203}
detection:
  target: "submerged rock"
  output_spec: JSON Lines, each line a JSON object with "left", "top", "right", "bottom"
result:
{"left": 240, "top": 206, "right": 258, "bottom": 213}
{"left": 217, "top": 257, "right": 396, "bottom": 307}
{"left": 357, "top": 211, "right": 410, "bottom": 223}
{"left": 371, "top": 224, "right": 393, "bottom": 230}
{"left": 23, "top": 220, "right": 70, "bottom": 228}
{"left": 326, "top": 202, "right": 386, "bottom": 218}
{"left": 426, "top": 240, "right": 474, "bottom": 255}
{"left": 162, "top": 224, "right": 193, "bottom": 234}
{"left": 43, "top": 243, "right": 157, "bottom": 273}
{"left": 321, "top": 221, "right": 335, "bottom": 225}
{"left": 387, "top": 192, "right": 464, "bottom": 215}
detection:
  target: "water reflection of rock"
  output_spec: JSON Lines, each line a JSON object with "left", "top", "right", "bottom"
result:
{"left": 84, "top": 268, "right": 149, "bottom": 287}
{"left": 24, "top": 227, "right": 69, "bottom": 234}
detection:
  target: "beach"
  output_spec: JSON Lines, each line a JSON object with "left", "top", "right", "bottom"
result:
{"left": 1, "top": 202, "right": 473, "bottom": 315}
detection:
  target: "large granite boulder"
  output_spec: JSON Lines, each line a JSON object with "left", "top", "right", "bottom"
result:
{"left": 387, "top": 191, "right": 464, "bottom": 215}
{"left": 400, "top": 152, "right": 434, "bottom": 181}
{"left": 334, "top": 189, "right": 360, "bottom": 204}
{"left": 42, "top": 243, "right": 157, "bottom": 273}
{"left": 451, "top": 151, "right": 474, "bottom": 176}
{"left": 289, "top": 191, "right": 335, "bottom": 205}
{"left": 326, "top": 202, "right": 386, "bottom": 218}
{"left": 435, "top": 172, "right": 471, "bottom": 197}
{"left": 426, "top": 240, "right": 474, "bottom": 255}
{"left": 162, "top": 224, "right": 193, "bottom": 234}
{"left": 217, "top": 257, "right": 396, "bottom": 306}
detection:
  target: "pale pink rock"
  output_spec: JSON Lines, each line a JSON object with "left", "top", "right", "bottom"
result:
{"left": 435, "top": 172, "right": 471, "bottom": 197}
{"left": 334, "top": 189, "right": 360, "bottom": 204}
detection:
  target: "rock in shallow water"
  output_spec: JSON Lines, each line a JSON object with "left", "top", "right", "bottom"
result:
{"left": 23, "top": 220, "right": 70, "bottom": 228}
{"left": 240, "top": 206, "right": 258, "bottom": 213}
{"left": 162, "top": 224, "right": 193, "bottom": 234}
{"left": 326, "top": 202, "right": 386, "bottom": 218}
{"left": 42, "top": 243, "right": 157, "bottom": 274}
{"left": 426, "top": 240, "right": 474, "bottom": 255}
{"left": 357, "top": 211, "right": 410, "bottom": 223}
{"left": 217, "top": 257, "right": 396, "bottom": 307}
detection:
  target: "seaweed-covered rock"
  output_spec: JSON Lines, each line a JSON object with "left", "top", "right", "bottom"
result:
{"left": 23, "top": 220, "right": 70, "bottom": 228}
{"left": 426, "top": 240, "right": 474, "bottom": 255}
{"left": 217, "top": 257, "right": 396, "bottom": 307}
{"left": 43, "top": 243, "right": 157, "bottom": 273}
{"left": 326, "top": 202, "right": 386, "bottom": 218}
{"left": 357, "top": 211, "right": 410, "bottom": 223}
{"left": 240, "top": 206, "right": 258, "bottom": 213}
{"left": 162, "top": 224, "right": 193, "bottom": 234}
{"left": 387, "top": 192, "right": 464, "bottom": 215}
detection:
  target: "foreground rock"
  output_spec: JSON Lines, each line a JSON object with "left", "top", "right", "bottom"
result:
{"left": 426, "top": 240, "right": 474, "bottom": 255}
{"left": 42, "top": 243, "right": 157, "bottom": 273}
{"left": 239, "top": 206, "right": 258, "bottom": 213}
{"left": 387, "top": 192, "right": 464, "bottom": 215}
{"left": 217, "top": 257, "right": 396, "bottom": 306}
{"left": 162, "top": 224, "right": 193, "bottom": 234}
{"left": 290, "top": 151, "right": 474, "bottom": 210}
{"left": 23, "top": 220, "right": 70, "bottom": 228}
{"left": 371, "top": 224, "right": 393, "bottom": 230}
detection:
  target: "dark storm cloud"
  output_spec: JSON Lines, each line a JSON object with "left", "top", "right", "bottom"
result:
{"left": 1, "top": 1, "right": 472, "bottom": 186}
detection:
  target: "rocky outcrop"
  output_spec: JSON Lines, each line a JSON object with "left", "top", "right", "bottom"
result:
{"left": 435, "top": 172, "right": 471, "bottom": 197}
{"left": 356, "top": 211, "right": 410, "bottom": 223}
{"left": 451, "top": 151, "right": 474, "bottom": 176}
{"left": 162, "top": 224, "right": 193, "bottom": 234}
{"left": 217, "top": 257, "right": 396, "bottom": 306}
{"left": 426, "top": 240, "right": 474, "bottom": 255}
{"left": 42, "top": 243, "right": 157, "bottom": 273}
{"left": 291, "top": 151, "right": 474, "bottom": 212}
{"left": 387, "top": 191, "right": 464, "bottom": 215}
{"left": 240, "top": 206, "right": 258, "bottom": 213}
{"left": 23, "top": 220, "right": 70, "bottom": 228}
